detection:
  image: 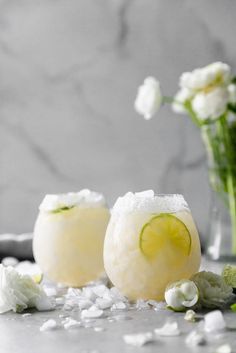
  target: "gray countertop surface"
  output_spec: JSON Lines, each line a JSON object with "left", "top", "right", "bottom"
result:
{"left": 0, "top": 259, "right": 235, "bottom": 353}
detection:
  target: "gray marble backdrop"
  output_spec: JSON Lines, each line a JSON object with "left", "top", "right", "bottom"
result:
{"left": 0, "top": 0, "right": 235, "bottom": 242}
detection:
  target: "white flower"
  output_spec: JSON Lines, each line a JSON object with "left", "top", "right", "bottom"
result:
{"left": 172, "top": 87, "right": 193, "bottom": 114}
{"left": 192, "top": 87, "right": 229, "bottom": 120}
{"left": 134, "top": 77, "right": 162, "bottom": 119}
{"left": 180, "top": 62, "right": 231, "bottom": 91}
{"left": 228, "top": 84, "right": 236, "bottom": 104}
{"left": 191, "top": 271, "right": 233, "bottom": 309}
{"left": 164, "top": 280, "right": 199, "bottom": 311}
{"left": 0, "top": 264, "right": 54, "bottom": 313}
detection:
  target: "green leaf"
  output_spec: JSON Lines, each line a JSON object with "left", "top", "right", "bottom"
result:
{"left": 230, "top": 303, "right": 236, "bottom": 312}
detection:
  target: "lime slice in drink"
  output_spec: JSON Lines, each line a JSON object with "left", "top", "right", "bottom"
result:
{"left": 139, "top": 213, "right": 191, "bottom": 264}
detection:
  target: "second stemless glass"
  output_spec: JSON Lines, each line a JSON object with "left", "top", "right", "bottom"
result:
{"left": 104, "top": 191, "right": 201, "bottom": 301}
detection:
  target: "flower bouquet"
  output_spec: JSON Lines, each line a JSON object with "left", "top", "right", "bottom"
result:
{"left": 135, "top": 62, "right": 236, "bottom": 260}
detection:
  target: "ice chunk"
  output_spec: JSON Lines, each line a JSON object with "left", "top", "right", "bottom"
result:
{"left": 111, "top": 302, "right": 128, "bottom": 311}
{"left": 78, "top": 299, "right": 93, "bottom": 310}
{"left": 35, "top": 296, "right": 56, "bottom": 312}
{"left": 94, "top": 327, "right": 105, "bottom": 332}
{"left": 185, "top": 330, "right": 206, "bottom": 346}
{"left": 109, "top": 287, "right": 127, "bottom": 303}
{"left": 96, "top": 298, "right": 113, "bottom": 310}
{"left": 1, "top": 257, "right": 19, "bottom": 267}
{"left": 204, "top": 310, "right": 226, "bottom": 332}
{"left": 216, "top": 344, "right": 232, "bottom": 353}
{"left": 82, "top": 287, "right": 97, "bottom": 301}
{"left": 154, "top": 321, "right": 180, "bottom": 336}
{"left": 81, "top": 309, "right": 103, "bottom": 319}
{"left": 136, "top": 299, "right": 150, "bottom": 310}
{"left": 43, "top": 286, "right": 58, "bottom": 297}
{"left": 55, "top": 297, "right": 65, "bottom": 306}
{"left": 63, "top": 318, "right": 81, "bottom": 330}
{"left": 92, "top": 285, "right": 110, "bottom": 298}
{"left": 40, "top": 319, "right": 57, "bottom": 332}
{"left": 123, "top": 332, "right": 153, "bottom": 347}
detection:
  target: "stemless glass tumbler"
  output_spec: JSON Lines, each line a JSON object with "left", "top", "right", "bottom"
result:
{"left": 33, "top": 189, "right": 110, "bottom": 287}
{"left": 104, "top": 190, "right": 201, "bottom": 300}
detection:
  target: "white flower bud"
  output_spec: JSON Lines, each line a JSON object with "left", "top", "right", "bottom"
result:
{"left": 164, "top": 280, "right": 199, "bottom": 311}
{"left": 134, "top": 77, "right": 162, "bottom": 119}
{"left": 228, "top": 84, "right": 236, "bottom": 104}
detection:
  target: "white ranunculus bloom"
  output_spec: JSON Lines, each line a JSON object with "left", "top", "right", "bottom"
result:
{"left": 191, "top": 271, "right": 233, "bottom": 309}
{"left": 134, "top": 77, "right": 162, "bottom": 120}
{"left": 172, "top": 87, "right": 193, "bottom": 114}
{"left": 192, "top": 87, "right": 229, "bottom": 120}
{"left": 0, "top": 264, "right": 54, "bottom": 313}
{"left": 228, "top": 84, "right": 236, "bottom": 104}
{"left": 164, "top": 280, "right": 199, "bottom": 311}
{"left": 180, "top": 62, "right": 231, "bottom": 91}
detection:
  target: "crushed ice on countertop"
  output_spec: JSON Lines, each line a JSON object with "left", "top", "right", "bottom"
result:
{"left": 154, "top": 321, "right": 180, "bottom": 336}
{"left": 63, "top": 318, "right": 81, "bottom": 330}
{"left": 40, "top": 319, "right": 58, "bottom": 332}
{"left": 204, "top": 311, "right": 226, "bottom": 333}
{"left": 185, "top": 330, "right": 206, "bottom": 346}
{"left": 123, "top": 332, "right": 154, "bottom": 347}
{"left": 215, "top": 344, "right": 232, "bottom": 353}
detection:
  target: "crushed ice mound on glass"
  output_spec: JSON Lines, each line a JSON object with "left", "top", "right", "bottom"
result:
{"left": 215, "top": 344, "right": 232, "bottom": 353}
{"left": 204, "top": 310, "right": 226, "bottom": 332}
{"left": 123, "top": 332, "right": 154, "bottom": 347}
{"left": 136, "top": 299, "right": 151, "bottom": 310}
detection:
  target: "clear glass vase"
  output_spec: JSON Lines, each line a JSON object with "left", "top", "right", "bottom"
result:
{"left": 207, "top": 187, "right": 236, "bottom": 261}
{"left": 202, "top": 118, "right": 236, "bottom": 262}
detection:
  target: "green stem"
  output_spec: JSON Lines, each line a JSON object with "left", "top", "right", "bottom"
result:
{"left": 219, "top": 116, "right": 236, "bottom": 254}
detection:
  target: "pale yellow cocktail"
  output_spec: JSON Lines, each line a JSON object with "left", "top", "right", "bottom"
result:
{"left": 33, "top": 190, "right": 110, "bottom": 287}
{"left": 104, "top": 191, "right": 201, "bottom": 300}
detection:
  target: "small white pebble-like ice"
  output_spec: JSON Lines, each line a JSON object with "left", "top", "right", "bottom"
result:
{"left": 136, "top": 299, "right": 150, "bottom": 310}
{"left": 215, "top": 344, "right": 232, "bottom": 353}
{"left": 63, "top": 318, "right": 81, "bottom": 330}
{"left": 204, "top": 311, "right": 226, "bottom": 332}
{"left": 81, "top": 309, "right": 103, "bottom": 319}
{"left": 94, "top": 327, "right": 105, "bottom": 332}
{"left": 123, "top": 332, "right": 153, "bottom": 347}
{"left": 35, "top": 296, "right": 56, "bottom": 312}
{"left": 1, "top": 257, "right": 19, "bottom": 267}
{"left": 185, "top": 330, "right": 206, "bottom": 346}
{"left": 40, "top": 319, "right": 57, "bottom": 332}
{"left": 111, "top": 302, "right": 127, "bottom": 311}
{"left": 96, "top": 298, "right": 113, "bottom": 310}
{"left": 154, "top": 321, "right": 180, "bottom": 336}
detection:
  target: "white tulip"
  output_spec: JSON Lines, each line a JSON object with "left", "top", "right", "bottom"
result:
{"left": 192, "top": 87, "right": 229, "bottom": 120}
{"left": 134, "top": 77, "right": 162, "bottom": 120}
{"left": 180, "top": 62, "right": 231, "bottom": 91}
{"left": 0, "top": 264, "right": 54, "bottom": 313}
{"left": 164, "top": 280, "right": 199, "bottom": 311}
